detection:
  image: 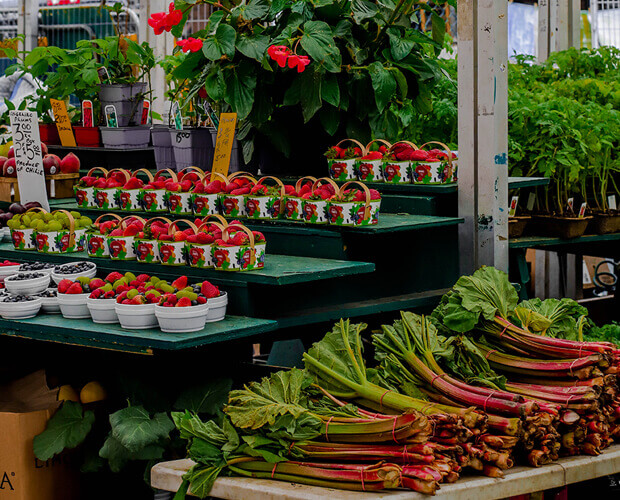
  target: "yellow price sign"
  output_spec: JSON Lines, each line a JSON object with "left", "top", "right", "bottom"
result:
{"left": 50, "top": 98, "right": 77, "bottom": 147}
{"left": 211, "top": 113, "right": 237, "bottom": 181}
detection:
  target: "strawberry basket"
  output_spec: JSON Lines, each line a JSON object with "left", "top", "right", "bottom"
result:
{"left": 93, "top": 169, "right": 130, "bottom": 210}
{"left": 87, "top": 213, "right": 122, "bottom": 258}
{"left": 411, "top": 141, "right": 457, "bottom": 184}
{"left": 219, "top": 172, "right": 257, "bottom": 218}
{"left": 284, "top": 176, "right": 316, "bottom": 221}
{"left": 74, "top": 167, "right": 107, "bottom": 209}
{"left": 9, "top": 207, "right": 48, "bottom": 251}
{"left": 134, "top": 217, "right": 171, "bottom": 264}
{"left": 186, "top": 215, "right": 227, "bottom": 269}
{"left": 34, "top": 209, "right": 80, "bottom": 254}
{"left": 115, "top": 168, "right": 153, "bottom": 211}
{"left": 191, "top": 172, "right": 228, "bottom": 217}
{"left": 244, "top": 176, "right": 286, "bottom": 220}
{"left": 139, "top": 169, "right": 177, "bottom": 213}
{"left": 325, "top": 139, "right": 365, "bottom": 181}
{"left": 212, "top": 224, "right": 262, "bottom": 272}
{"left": 107, "top": 216, "right": 145, "bottom": 261}
{"left": 166, "top": 167, "right": 205, "bottom": 215}
{"left": 358, "top": 140, "right": 391, "bottom": 182}
{"left": 157, "top": 219, "right": 198, "bottom": 266}
{"left": 301, "top": 178, "right": 339, "bottom": 224}
{"left": 327, "top": 181, "right": 381, "bottom": 226}
{"left": 382, "top": 141, "right": 418, "bottom": 184}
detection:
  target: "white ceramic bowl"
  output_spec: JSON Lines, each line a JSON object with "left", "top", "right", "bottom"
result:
{"left": 51, "top": 261, "right": 97, "bottom": 285}
{"left": 115, "top": 303, "right": 158, "bottom": 329}
{"left": 18, "top": 263, "right": 55, "bottom": 275}
{"left": 2, "top": 227, "right": 11, "bottom": 241}
{"left": 57, "top": 292, "right": 91, "bottom": 319}
{"left": 4, "top": 273, "right": 51, "bottom": 295}
{"left": 206, "top": 292, "right": 228, "bottom": 323}
{"left": 0, "top": 264, "right": 20, "bottom": 279}
{"left": 155, "top": 302, "right": 209, "bottom": 333}
{"left": 35, "top": 289, "right": 60, "bottom": 314}
{"left": 0, "top": 296, "right": 42, "bottom": 319}
{"left": 87, "top": 297, "right": 119, "bottom": 324}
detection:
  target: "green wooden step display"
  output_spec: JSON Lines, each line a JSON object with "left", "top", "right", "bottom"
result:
{"left": 0, "top": 315, "right": 277, "bottom": 354}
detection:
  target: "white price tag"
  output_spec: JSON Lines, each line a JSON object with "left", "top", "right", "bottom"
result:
{"left": 608, "top": 195, "right": 617, "bottom": 211}
{"left": 9, "top": 111, "right": 49, "bottom": 211}
{"left": 527, "top": 192, "right": 536, "bottom": 211}
{"left": 509, "top": 196, "right": 519, "bottom": 217}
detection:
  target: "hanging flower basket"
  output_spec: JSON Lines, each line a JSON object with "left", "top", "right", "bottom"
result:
{"left": 191, "top": 172, "right": 228, "bottom": 217}
{"left": 301, "top": 177, "right": 339, "bottom": 225}
{"left": 284, "top": 176, "right": 316, "bottom": 221}
{"left": 86, "top": 213, "right": 122, "bottom": 258}
{"left": 382, "top": 141, "right": 418, "bottom": 184}
{"left": 115, "top": 169, "right": 154, "bottom": 211}
{"left": 325, "top": 139, "right": 365, "bottom": 181}
{"left": 411, "top": 141, "right": 457, "bottom": 184}
{"left": 244, "top": 176, "right": 286, "bottom": 220}
{"left": 74, "top": 167, "right": 108, "bottom": 209}
{"left": 357, "top": 140, "right": 391, "bottom": 182}
{"left": 326, "top": 181, "right": 381, "bottom": 226}
{"left": 138, "top": 169, "right": 177, "bottom": 213}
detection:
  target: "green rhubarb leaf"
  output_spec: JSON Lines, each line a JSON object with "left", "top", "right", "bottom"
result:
{"left": 186, "top": 464, "right": 223, "bottom": 499}
{"left": 33, "top": 401, "right": 95, "bottom": 461}
{"left": 109, "top": 405, "right": 174, "bottom": 453}
{"left": 172, "top": 411, "right": 239, "bottom": 452}
{"left": 99, "top": 434, "right": 164, "bottom": 473}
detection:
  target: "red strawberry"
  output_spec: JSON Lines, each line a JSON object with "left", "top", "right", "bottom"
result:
{"left": 115, "top": 285, "right": 129, "bottom": 294}
{"left": 66, "top": 283, "right": 83, "bottom": 294}
{"left": 410, "top": 149, "right": 430, "bottom": 161}
{"left": 124, "top": 177, "right": 144, "bottom": 189}
{"left": 105, "top": 272, "right": 123, "bottom": 283}
{"left": 369, "top": 189, "right": 381, "bottom": 200}
{"left": 196, "top": 232, "right": 214, "bottom": 244}
{"left": 231, "top": 232, "right": 248, "bottom": 246}
{"left": 186, "top": 234, "right": 199, "bottom": 243}
{"left": 158, "top": 234, "right": 173, "bottom": 241}
{"left": 201, "top": 281, "right": 220, "bottom": 299}
{"left": 89, "top": 289, "right": 102, "bottom": 299}
{"left": 176, "top": 297, "right": 192, "bottom": 307}
{"left": 130, "top": 296, "right": 146, "bottom": 305}
{"left": 136, "top": 274, "right": 150, "bottom": 283}
{"left": 116, "top": 291, "right": 129, "bottom": 303}
{"left": 171, "top": 276, "right": 188, "bottom": 290}
{"left": 173, "top": 231, "right": 187, "bottom": 242}
{"left": 230, "top": 187, "right": 250, "bottom": 195}
{"left": 109, "top": 228, "right": 124, "bottom": 237}
{"left": 165, "top": 293, "right": 177, "bottom": 305}
{"left": 180, "top": 179, "right": 193, "bottom": 192}
{"left": 58, "top": 279, "right": 73, "bottom": 294}
{"left": 197, "top": 296, "right": 207, "bottom": 304}
{"left": 89, "top": 278, "right": 106, "bottom": 290}
{"left": 124, "top": 224, "right": 140, "bottom": 237}
{"left": 252, "top": 231, "right": 265, "bottom": 242}
{"left": 104, "top": 290, "right": 115, "bottom": 299}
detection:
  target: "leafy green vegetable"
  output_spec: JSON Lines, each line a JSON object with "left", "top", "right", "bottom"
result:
{"left": 515, "top": 298, "right": 589, "bottom": 340}
{"left": 33, "top": 401, "right": 95, "bottom": 461}
{"left": 585, "top": 322, "right": 620, "bottom": 346}
{"left": 110, "top": 405, "right": 174, "bottom": 453}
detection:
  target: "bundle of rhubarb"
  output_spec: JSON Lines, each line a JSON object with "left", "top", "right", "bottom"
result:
{"left": 432, "top": 266, "right": 620, "bottom": 460}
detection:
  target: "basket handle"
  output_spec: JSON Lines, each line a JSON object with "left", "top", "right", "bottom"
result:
{"left": 132, "top": 168, "right": 154, "bottom": 182}
{"left": 206, "top": 172, "right": 228, "bottom": 185}
{"left": 118, "top": 215, "right": 146, "bottom": 230}
{"left": 25, "top": 207, "right": 48, "bottom": 214}
{"left": 335, "top": 138, "right": 367, "bottom": 156}
{"left": 168, "top": 218, "right": 199, "bottom": 236}
{"left": 228, "top": 171, "right": 257, "bottom": 181}
{"left": 419, "top": 141, "right": 454, "bottom": 175}
{"left": 201, "top": 214, "right": 228, "bottom": 227}
{"left": 197, "top": 221, "right": 225, "bottom": 233}
{"left": 178, "top": 166, "right": 205, "bottom": 181}
{"left": 153, "top": 168, "right": 178, "bottom": 182}
{"left": 143, "top": 216, "right": 172, "bottom": 234}
{"left": 312, "top": 177, "right": 340, "bottom": 194}
{"left": 365, "top": 139, "right": 392, "bottom": 151}
{"left": 340, "top": 181, "right": 372, "bottom": 220}
{"left": 294, "top": 176, "right": 317, "bottom": 193}
{"left": 386, "top": 141, "right": 419, "bottom": 155}
{"left": 107, "top": 168, "right": 130, "bottom": 183}
{"left": 87, "top": 167, "right": 109, "bottom": 177}
{"left": 228, "top": 174, "right": 257, "bottom": 186}
{"left": 256, "top": 176, "right": 286, "bottom": 202}
{"left": 94, "top": 213, "right": 122, "bottom": 225}
{"left": 51, "top": 210, "right": 76, "bottom": 248}
{"left": 222, "top": 224, "right": 256, "bottom": 266}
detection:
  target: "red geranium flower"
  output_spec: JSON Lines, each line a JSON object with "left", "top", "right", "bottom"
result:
{"left": 148, "top": 2, "right": 183, "bottom": 35}
{"left": 267, "top": 44, "right": 291, "bottom": 67}
{"left": 177, "top": 37, "right": 203, "bottom": 53}
{"left": 287, "top": 54, "right": 311, "bottom": 73}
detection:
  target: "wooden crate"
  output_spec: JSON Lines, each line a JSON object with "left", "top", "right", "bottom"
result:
{"left": 0, "top": 173, "right": 79, "bottom": 202}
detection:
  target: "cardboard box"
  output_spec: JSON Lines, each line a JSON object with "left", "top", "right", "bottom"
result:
{"left": 0, "top": 371, "right": 79, "bottom": 500}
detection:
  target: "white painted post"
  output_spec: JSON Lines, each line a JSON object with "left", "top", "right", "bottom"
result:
{"left": 538, "top": 0, "right": 550, "bottom": 62}
{"left": 591, "top": 0, "right": 599, "bottom": 49}
{"left": 17, "top": 0, "right": 38, "bottom": 53}
{"left": 457, "top": 0, "right": 509, "bottom": 274}
{"left": 550, "top": 0, "right": 570, "bottom": 52}
{"left": 568, "top": 0, "right": 581, "bottom": 48}
{"left": 140, "top": 0, "right": 175, "bottom": 124}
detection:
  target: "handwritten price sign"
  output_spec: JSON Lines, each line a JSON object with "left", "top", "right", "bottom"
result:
{"left": 9, "top": 110, "right": 50, "bottom": 210}
{"left": 211, "top": 113, "right": 237, "bottom": 181}
{"left": 50, "top": 98, "right": 77, "bottom": 147}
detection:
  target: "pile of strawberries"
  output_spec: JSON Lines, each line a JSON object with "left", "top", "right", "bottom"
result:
{"left": 387, "top": 144, "right": 456, "bottom": 162}
{"left": 337, "top": 188, "right": 381, "bottom": 202}
{"left": 213, "top": 225, "right": 265, "bottom": 248}
{"left": 58, "top": 276, "right": 106, "bottom": 295}
{"left": 157, "top": 277, "right": 221, "bottom": 307}
{"left": 324, "top": 145, "right": 363, "bottom": 160}
{"left": 108, "top": 218, "right": 145, "bottom": 238}
{"left": 93, "top": 219, "right": 120, "bottom": 236}
{"left": 360, "top": 146, "right": 387, "bottom": 161}
{"left": 192, "top": 178, "right": 226, "bottom": 195}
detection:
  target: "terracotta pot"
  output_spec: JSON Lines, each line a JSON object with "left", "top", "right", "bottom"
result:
{"left": 508, "top": 216, "right": 530, "bottom": 239}
{"left": 531, "top": 215, "right": 593, "bottom": 239}
{"left": 589, "top": 212, "right": 620, "bottom": 235}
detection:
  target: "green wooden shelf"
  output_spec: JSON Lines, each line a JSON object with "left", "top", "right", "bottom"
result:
{"left": 508, "top": 176, "right": 550, "bottom": 189}
{"left": 0, "top": 315, "right": 277, "bottom": 354}
{"left": 0, "top": 243, "right": 375, "bottom": 286}
{"left": 510, "top": 233, "right": 620, "bottom": 249}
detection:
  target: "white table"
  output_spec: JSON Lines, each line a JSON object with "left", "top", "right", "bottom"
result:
{"left": 151, "top": 445, "right": 620, "bottom": 500}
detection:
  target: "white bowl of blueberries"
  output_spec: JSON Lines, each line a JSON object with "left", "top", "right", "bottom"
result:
{"left": 4, "top": 272, "right": 51, "bottom": 295}
{"left": 34, "top": 288, "right": 60, "bottom": 314}
{"left": 51, "top": 261, "right": 97, "bottom": 285}
{"left": 0, "top": 294, "right": 42, "bottom": 319}
{"left": 19, "top": 261, "right": 56, "bottom": 276}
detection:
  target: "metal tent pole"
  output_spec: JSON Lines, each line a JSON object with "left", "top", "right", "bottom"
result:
{"left": 457, "top": 0, "right": 509, "bottom": 274}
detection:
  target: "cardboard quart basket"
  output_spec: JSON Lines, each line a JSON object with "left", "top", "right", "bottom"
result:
{"left": 115, "top": 169, "right": 153, "bottom": 211}
{"left": 165, "top": 167, "right": 204, "bottom": 215}
{"left": 74, "top": 227, "right": 88, "bottom": 252}
{"left": 357, "top": 139, "right": 391, "bottom": 182}
{"left": 326, "top": 182, "right": 381, "bottom": 226}
{"left": 191, "top": 173, "right": 227, "bottom": 216}
{"left": 86, "top": 214, "right": 122, "bottom": 258}
{"left": 382, "top": 141, "right": 418, "bottom": 184}
{"left": 135, "top": 217, "right": 170, "bottom": 264}
{"left": 211, "top": 225, "right": 262, "bottom": 271}
{"left": 187, "top": 216, "right": 227, "bottom": 269}
{"left": 411, "top": 141, "right": 457, "bottom": 184}
{"left": 11, "top": 227, "right": 36, "bottom": 251}
{"left": 106, "top": 216, "right": 146, "bottom": 261}
{"left": 92, "top": 168, "right": 130, "bottom": 210}
{"left": 158, "top": 219, "right": 198, "bottom": 266}
{"left": 219, "top": 193, "right": 246, "bottom": 218}
{"left": 245, "top": 176, "right": 287, "bottom": 220}
{"left": 284, "top": 176, "right": 316, "bottom": 221}
{"left": 34, "top": 210, "right": 80, "bottom": 254}
{"left": 74, "top": 167, "right": 108, "bottom": 209}
{"left": 327, "top": 139, "right": 365, "bottom": 181}
{"left": 301, "top": 178, "right": 339, "bottom": 224}
{"left": 138, "top": 168, "right": 177, "bottom": 212}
